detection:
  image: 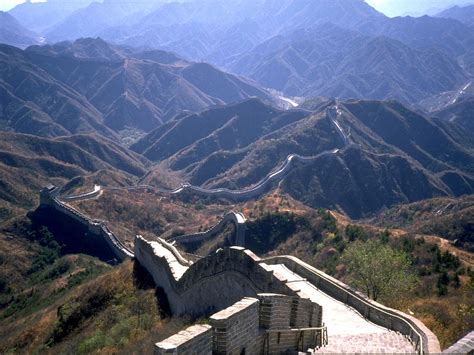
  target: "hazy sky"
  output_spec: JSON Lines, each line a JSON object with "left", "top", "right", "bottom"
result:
{"left": 366, "top": 0, "right": 474, "bottom": 16}
{"left": 1, "top": 0, "right": 44, "bottom": 11}
{"left": 1, "top": 0, "right": 474, "bottom": 16}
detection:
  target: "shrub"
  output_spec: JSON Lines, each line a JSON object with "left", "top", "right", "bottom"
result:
{"left": 345, "top": 225, "right": 367, "bottom": 242}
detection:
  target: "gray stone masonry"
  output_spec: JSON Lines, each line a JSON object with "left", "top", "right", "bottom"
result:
{"left": 443, "top": 331, "right": 474, "bottom": 354}
{"left": 154, "top": 324, "right": 212, "bottom": 355}
{"left": 155, "top": 294, "right": 325, "bottom": 354}
{"left": 210, "top": 297, "right": 260, "bottom": 355}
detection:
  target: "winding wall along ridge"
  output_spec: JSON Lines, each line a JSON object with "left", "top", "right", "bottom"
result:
{"left": 57, "top": 186, "right": 248, "bottom": 250}
{"left": 45, "top": 186, "right": 440, "bottom": 354}
{"left": 102, "top": 105, "right": 351, "bottom": 202}
{"left": 57, "top": 106, "right": 348, "bottom": 250}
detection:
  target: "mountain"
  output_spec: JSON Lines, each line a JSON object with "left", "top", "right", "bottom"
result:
{"left": 228, "top": 25, "right": 467, "bottom": 105}
{"left": 132, "top": 98, "right": 474, "bottom": 218}
{"left": 1, "top": 39, "right": 272, "bottom": 138}
{"left": 26, "top": 37, "right": 132, "bottom": 61}
{"left": 44, "top": 0, "right": 158, "bottom": 43}
{"left": 436, "top": 96, "right": 474, "bottom": 132}
{"left": 433, "top": 96, "right": 474, "bottom": 147}
{"left": 0, "top": 132, "right": 148, "bottom": 208}
{"left": 373, "top": 195, "right": 474, "bottom": 252}
{"left": 436, "top": 4, "right": 474, "bottom": 26}
{"left": 131, "top": 99, "right": 310, "bottom": 164}
{"left": 0, "top": 44, "right": 115, "bottom": 138}
{"left": 0, "top": 11, "right": 40, "bottom": 48}
{"left": 356, "top": 15, "right": 474, "bottom": 60}
{"left": 95, "top": 0, "right": 382, "bottom": 62}
{"left": 8, "top": 0, "right": 95, "bottom": 33}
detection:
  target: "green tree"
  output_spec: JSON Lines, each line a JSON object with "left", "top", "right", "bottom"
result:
{"left": 343, "top": 240, "right": 417, "bottom": 301}
{"left": 345, "top": 225, "right": 367, "bottom": 242}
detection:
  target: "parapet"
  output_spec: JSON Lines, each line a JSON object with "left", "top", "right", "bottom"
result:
{"left": 154, "top": 324, "right": 212, "bottom": 355}
{"left": 134, "top": 236, "right": 308, "bottom": 317}
{"left": 155, "top": 294, "right": 326, "bottom": 354}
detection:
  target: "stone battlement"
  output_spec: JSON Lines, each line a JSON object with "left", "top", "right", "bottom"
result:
{"left": 167, "top": 211, "right": 246, "bottom": 247}
{"left": 134, "top": 236, "right": 320, "bottom": 318}
{"left": 155, "top": 294, "right": 326, "bottom": 354}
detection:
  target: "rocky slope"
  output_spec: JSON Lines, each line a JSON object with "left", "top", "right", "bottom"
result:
{"left": 229, "top": 24, "right": 467, "bottom": 104}
{"left": 0, "top": 11, "right": 40, "bottom": 48}
{"left": 0, "top": 40, "right": 272, "bottom": 138}
{"left": 0, "top": 132, "right": 148, "bottom": 208}
{"left": 132, "top": 98, "right": 474, "bottom": 218}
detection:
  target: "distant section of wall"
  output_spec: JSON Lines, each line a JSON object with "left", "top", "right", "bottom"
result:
{"left": 154, "top": 325, "right": 212, "bottom": 355}
{"left": 40, "top": 186, "right": 134, "bottom": 261}
{"left": 167, "top": 211, "right": 246, "bottom": 247}
{"left": 104, "top": 107, "right": 349, "bottom": 203}
{"left": 263, "top": 255, "right": 441, "bottom": 354}
{"left": 59, "top": 185, "right": 102, "bottom": 202}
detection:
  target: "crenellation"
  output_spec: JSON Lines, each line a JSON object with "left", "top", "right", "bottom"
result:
{"left": 156, "top": 294, "right": 326, "bottom": 354}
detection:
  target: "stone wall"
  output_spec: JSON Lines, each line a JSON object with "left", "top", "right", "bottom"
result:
{"left": 155, "top": 294, "right": 326, "bottom": 354}
{"left": 154, "top": 325, "right": 212, "bottom": 355}
{"left": 263, "top": 255, "right": 441, "bottom": 354}
{"left": 40, "top": 186, "right": 134, "bottom": 261}
{"left": 210, "top": 297, "right": 260, "bottom": 354}
{"left": 134, "top": 237, "right": 304, "bottom": 317}
{"left": 58, "top": 185, "right": 102, "bottom": 202}
{"left": 167, "top": 212, "right": 246, "bottom": 247}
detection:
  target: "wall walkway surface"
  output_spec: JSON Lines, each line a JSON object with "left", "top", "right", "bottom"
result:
{"left": 443, "top": 331, "right": 474, "bottom": 354}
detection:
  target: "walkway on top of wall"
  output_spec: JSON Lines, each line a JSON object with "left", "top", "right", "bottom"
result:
{"left": 263, "top": 263, "right": 415, "bottom": 353}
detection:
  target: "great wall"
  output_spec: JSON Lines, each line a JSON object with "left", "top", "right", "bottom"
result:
{"left": 102, "top": 105, "right": 352, "bottom": 202}
{"left": 37, "top": 185, "right": 452, "bottom": 354}
{"left": 36, "top": 104, "right": 473, "bottom": 353}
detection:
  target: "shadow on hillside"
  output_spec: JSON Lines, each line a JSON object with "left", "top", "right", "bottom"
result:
{"left": 28, "top": 205, "right": 118, "bottom": 263}
{"left": 132, "top": 260, "right": 171, "bottom": 319}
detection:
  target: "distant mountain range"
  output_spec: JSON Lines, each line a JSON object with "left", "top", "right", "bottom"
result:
{"left": 2, "top": 0, "right": 474, "bottom": 219}
{"left": 8, "top": 0, "right": 96, "bottom": 33}
{"left": 0, "top": 11, "right": 40, "bottom": 48}
{"left": 0, "top": 39, "right": 272, "bottom": 140}
{"left": 132, "top": 98, "right": 474, "bottom": 218}
{"left": 228, "top": 24, "right": 467, "bottom": 104}
{"left": 6, "top": 0, "right": 474, "bottom": 108}
{"left": 436, "top": 4, "right": 474, "bottom": 26}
